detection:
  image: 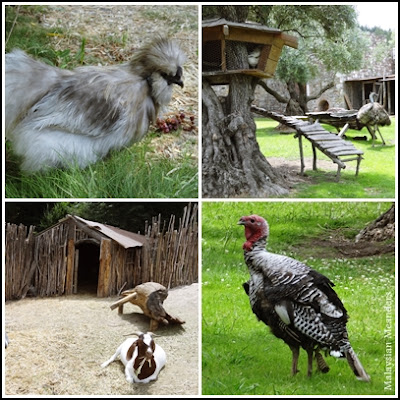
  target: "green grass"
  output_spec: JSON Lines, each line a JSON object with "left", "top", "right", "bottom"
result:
{"left": 202, "top": 202, "right": 395, "bottom": 395}
{"left": 6, "top": 134, "right": 198, "bottom": 198}
{"left": 6, "top": 6, "right": 81, "bottom": 67}
{"left": 256, "top": 118, "right": 396, "bottom": 198}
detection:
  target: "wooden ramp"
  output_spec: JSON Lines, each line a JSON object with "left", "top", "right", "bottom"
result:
{"left": 251, "top": 105, "right": 364, "bottom": 181}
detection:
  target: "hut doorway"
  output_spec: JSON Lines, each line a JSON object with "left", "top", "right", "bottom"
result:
{"left": 75, "top": 240, "right": 100, "bottom": 294}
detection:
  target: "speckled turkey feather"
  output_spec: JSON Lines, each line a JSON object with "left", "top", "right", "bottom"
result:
{"left": 238, "top": 214, "right": 370, "bottom": 381}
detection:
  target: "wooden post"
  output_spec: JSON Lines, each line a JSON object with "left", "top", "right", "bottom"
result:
{"left": 356, "top": 155, "right": 362, "bottom": 176}
{"left": 73, "top": 249, "right": 79, "bottom": 294}
{"left": 65, "top": 238, "right": 75, "bottom": 295}
{"left": 221, "top": 38, "right": 226, "bottom": 71}
{"left": 97, "top": 239, "right": 112, "bottom": 297}
{"left": 298, "top": 134, "right": 305, "bottom": 175}
{"left": 338, "top": 123, "right": 349, "bottom": 138}
{"left": 312, "top": 144, "right": 317, "bottom": 171}
{"left": 336, "top": 165, "right": 341, "bottom": 181}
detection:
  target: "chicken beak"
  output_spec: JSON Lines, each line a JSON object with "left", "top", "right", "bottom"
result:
{"left": 237, "top": 218, "right": 245, "bottom": 225}
{"left": 174, "top": 79, "right": 184, "bottom": 88}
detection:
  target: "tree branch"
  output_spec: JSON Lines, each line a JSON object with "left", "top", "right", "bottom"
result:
{"left": 306, "top": 81, "right": 335, "bottom": 101}
{"left": 257, "top": 80, "right": 289, "bottom": 104}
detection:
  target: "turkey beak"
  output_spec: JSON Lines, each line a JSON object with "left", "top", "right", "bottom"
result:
{"left": 238, "top": 218, "right": 245, "bottom": 225}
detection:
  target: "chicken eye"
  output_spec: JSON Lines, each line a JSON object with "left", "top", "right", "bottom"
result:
{"left": 250, "top": 219, "right": 255, "bottom": 223}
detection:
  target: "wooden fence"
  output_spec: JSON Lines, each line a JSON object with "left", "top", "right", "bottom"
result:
{"left": 142, "top": 202, "right": 198, "bottom": 288}
{"left": 5, "top": 205, "right": 198, "bottom": 300}
{"left": 5, "top": 223, "right": 36, "bottom": 300}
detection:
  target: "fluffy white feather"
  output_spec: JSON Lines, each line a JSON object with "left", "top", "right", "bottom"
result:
{"left": 5, "top": 37, "right": 186, "bottom": 172}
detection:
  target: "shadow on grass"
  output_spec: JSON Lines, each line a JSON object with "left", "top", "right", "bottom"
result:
{"left": 290, "top": 169, "right": 395, "bottom": 198}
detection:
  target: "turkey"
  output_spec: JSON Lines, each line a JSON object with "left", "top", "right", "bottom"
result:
{"left": 356, "top": 92, "right": 391, "bottom": 147}
{"left": 238, "top": 214, "right": 370, "bottom": 381}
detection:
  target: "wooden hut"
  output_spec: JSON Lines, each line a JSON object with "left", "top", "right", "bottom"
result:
{"left": 343, "top": 74, "right": 395, "bottom": 115}
{"left": 202, "top": 18, "right": 298, "bottom": 85}
{"left": 5, "top": 206, "right": 198, "bottom": 301}
{"left": 31, "top": 215, "right": 146, "bottom": 298}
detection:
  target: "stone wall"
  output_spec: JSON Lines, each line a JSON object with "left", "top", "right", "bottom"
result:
{"left": 253, "top": 31, "right": 395, "bottom": 113}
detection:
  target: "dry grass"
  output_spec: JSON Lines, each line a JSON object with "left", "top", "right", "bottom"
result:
{"left": 5, "top": 284, "right": 199, "bottom": 396}
{"left": 41, "top": 4, "right": 199, "bottom": 121}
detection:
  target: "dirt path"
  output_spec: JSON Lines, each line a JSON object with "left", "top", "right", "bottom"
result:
{"left": 5, "top": 284, "right": 199, "bottom": 396}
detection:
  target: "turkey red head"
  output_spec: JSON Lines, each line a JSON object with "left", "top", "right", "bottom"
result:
{"left": 238, "top": 215, "right": 269, "bottom": 251}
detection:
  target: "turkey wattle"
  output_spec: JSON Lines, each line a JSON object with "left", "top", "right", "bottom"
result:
{"left": 238, "top": 214, "right": 370, "bottom": 381}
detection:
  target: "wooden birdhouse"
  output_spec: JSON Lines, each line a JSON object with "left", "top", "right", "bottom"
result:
{"left": 202, "top": 18, "right": 298, "bottom": 85}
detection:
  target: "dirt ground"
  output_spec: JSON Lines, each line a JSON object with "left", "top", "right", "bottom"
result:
{"left": 4, "top": 283, "right": 199, "bottom": 396}
{"left": 267, "top": 156, "right": 359, "bottom": 187}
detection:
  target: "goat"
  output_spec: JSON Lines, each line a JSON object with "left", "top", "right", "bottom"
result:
{"left": 101, "top": 332, "right": 166, "bottom": 384}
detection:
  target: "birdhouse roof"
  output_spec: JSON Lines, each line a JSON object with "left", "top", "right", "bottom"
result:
{"left": 202, "top": 18, "right": 298, "bottom": 49}
{"left": 203, "top": 18, "right": 282, "bottom": 34}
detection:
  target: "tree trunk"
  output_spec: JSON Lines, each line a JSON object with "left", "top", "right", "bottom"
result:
{"left": 202, "top": 76, "right": 290, "bottom": 198}
{"left": 355, "top": 204, "right": 395, "bottom": 243}
{"left": 202, "top": 5, "right": 290, "bottom": 197}
{"left": 276, "top": 82, "right": 308, "bottom": 132}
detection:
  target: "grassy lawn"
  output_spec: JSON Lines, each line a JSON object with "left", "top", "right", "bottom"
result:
{"left": 256, "top": 118, "right": 396, "bottom": 198}
{"left": 202, "top": 201, "right": 395, "bottom": 395}
{"left": 5, "top": 133, "right": 198, "bottom": 198}
{"left": 4, "top": 5, "right": 198, "bottom": 199}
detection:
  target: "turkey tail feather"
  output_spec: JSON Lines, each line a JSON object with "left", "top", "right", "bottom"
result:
{"left": 345, "top": 347, "right": 370, "bottom": 382}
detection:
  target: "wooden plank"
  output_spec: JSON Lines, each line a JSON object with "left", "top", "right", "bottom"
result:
{"left": 264, "top": 59, "right": 278, "bottom": 76}
{"left": 327, "top": 147, "right": 362, "bottom": 155}
{"left": 299, "top": 123, "right": 326, "bottom": 132}
{"left": 340, "top": 156, "right": 364, "bottom": 162}
{"left": 280, "top": 32, "right": 299, "bottom": 49}
{"left": 306, "top": 135, "right": 341, "bottom": 141}
{"left": 251, "top": 107, "right": 364, "bottom": 180}
{"left": 344, "top": 93, "right": 353, "bottom": 109}
{"left": 227, "top": 27, "right": 281, "bottom": 45}
{"left": 300, "top": 132, "right": 340, "bottom": 139}
{"left": 268, "top": 44, "right": 283, "bottom": 61}
{"left": 202, "top": 26, "right": 224, "bottom": 42}
{"left": 65, "top": 238, "right": 75, "bottom": 295}
{"left": 334, "top": 150, "right": 364, "bottom": 156}
{"left": 317, "top": 142, "right": 353, "bottom": 150}
{"left": 98, "top": 239, "right": 112, "bottom": 297}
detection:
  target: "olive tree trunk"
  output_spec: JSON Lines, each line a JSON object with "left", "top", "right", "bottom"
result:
{"left": 355, "top": 203, "right": 395, "bottom": 243}
{"left": 202, "top": 77, "right": 290, "bottom": 198}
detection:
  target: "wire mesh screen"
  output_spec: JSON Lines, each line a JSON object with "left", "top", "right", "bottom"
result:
{"left": 203, "top": 40, "right": 271, "bottom": 72}
{"left": 203, "top": 40, "right": 222, "bottom": 72}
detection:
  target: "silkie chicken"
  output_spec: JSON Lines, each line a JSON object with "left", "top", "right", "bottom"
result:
{"left": 5, "top": 37, "right": 186, "bottom": 172}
